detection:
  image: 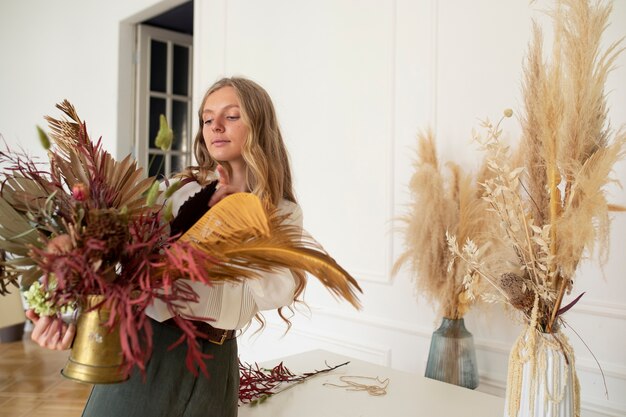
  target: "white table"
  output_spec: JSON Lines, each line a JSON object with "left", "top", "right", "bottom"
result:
{"left": 239, "top": 349, "right": 504, "bottom": 417}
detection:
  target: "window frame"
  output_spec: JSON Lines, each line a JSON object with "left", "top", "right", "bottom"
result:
{"left": 135, "top": 24, "right": 194, "bottom": 178}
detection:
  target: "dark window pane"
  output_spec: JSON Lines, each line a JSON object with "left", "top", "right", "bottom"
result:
{"left": 148, "top": 153, "right": 165, "bottom": 178}
{"left": 172, "top": 100, "right": 188, "bottom": 151}
{"left": 173, "top": 45, "right": 189, "bottom": 96}
{"left": 149, "top": 97, "right": 167, "bottom": 150}
{"left": 150, "top": 40, "right": 167, "bottom": 92}
{"left": 171, "top": 154, "right": 186, "bottom": 174}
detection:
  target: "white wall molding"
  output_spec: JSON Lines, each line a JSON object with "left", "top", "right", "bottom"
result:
{"left": 193, "top": 0, "right": 227, "bottom": 114}
{"left": 581, "top": 397, "right": 626, "bottom": 417}
{"left": 346, "top": 0, "right": 397, "bottom": 286}
{"left": 311, "top": 304, "right": 513, "bottom": 356}
{"left": 311, "top": 305, "right": 513, "bottom": 355}
{"left": 577, "top": 357, "right": 626, "bottom": 380}
{"left": 429, "top": 0, "right": 439, "bottom": 132}
{"left": 264, "top": 321, "right": 392, "bottom": 367}
{"left": 349, "top": 269, "right": 392, "bottom": 285}
{"left": 478, "top": 373, "right": 506, "bottom": 393}
{"left": 574, "top": 300, "right": 626, "bottom": 320}
{"left": 309, "top": 304, "right": 626, "bottom": 381}
{"left": 473, "top": 337, "right": 515, "bottom": 356}
{"left": 310, "top": 304, "right": 432, "bottom": 339}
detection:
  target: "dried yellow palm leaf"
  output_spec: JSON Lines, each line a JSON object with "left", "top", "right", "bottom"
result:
{"left": 219, "top": 232, "right": 361, "bottom": 309}
{"left": 180, "top": 193, "right": 361, "bottom": 309}
{"left": 181, "top": 193, "right": 270, "bottom": 245}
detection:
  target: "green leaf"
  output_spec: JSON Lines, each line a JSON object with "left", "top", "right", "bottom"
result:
{"left": 36, "top": 125, "right": 51, "bottom": 150}
{"left": 145, "top": 181, "right": 160, "bottom": 206}
{"left": 154, "top": 114, "right": 174, "bottom": 151}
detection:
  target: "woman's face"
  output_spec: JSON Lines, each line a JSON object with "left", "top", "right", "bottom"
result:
{"left": 202, "top": 86, "right": 248, "bottom": 166}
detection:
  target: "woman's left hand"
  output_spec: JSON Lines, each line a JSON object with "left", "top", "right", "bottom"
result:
{"left": 209, "top": 165, "right": 246, "bottom": 207}
{"left": 26, "top": 309, "right": 75, "bottom": 350}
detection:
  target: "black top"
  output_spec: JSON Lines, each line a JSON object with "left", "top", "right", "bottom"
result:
{"left": 169, "top": 180, "right": 218, "bottom": 237}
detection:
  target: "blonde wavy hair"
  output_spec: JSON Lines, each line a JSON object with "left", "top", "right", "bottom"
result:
{"left": 183, "top": 77, "right": 296, "bottom": 206}
{"left": 181, "top": 76, "right": 305, "bottom": 329}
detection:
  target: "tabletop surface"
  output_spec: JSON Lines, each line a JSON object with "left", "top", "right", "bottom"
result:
{"left": 238, "top": 349, "right": 504, "bottom": 417}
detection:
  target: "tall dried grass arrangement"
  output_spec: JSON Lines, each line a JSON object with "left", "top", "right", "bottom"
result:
{"left": 445, "top": 2, "right": 624, "bottom": 415}
{"left": 449, "top": 0, "right": 626, "bottom": 332}
{"left": 394, "top": 130, "right": 493, "bottom": 319}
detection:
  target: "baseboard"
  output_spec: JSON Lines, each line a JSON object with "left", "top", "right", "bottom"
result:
{"left": 0, "top": 322, "right": 25, "bottom": 343}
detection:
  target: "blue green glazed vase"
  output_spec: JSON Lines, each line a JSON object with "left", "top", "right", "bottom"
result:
{"left": 424, "top": 317, "right": 478, "bottom": 389}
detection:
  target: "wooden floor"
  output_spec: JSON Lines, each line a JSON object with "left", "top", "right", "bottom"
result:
{"left": 0, "top": 335, "right": 91, "bottom": 417}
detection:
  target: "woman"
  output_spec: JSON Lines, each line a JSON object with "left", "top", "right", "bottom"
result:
{"left": 27, "top": 77, "right": 305, "bottom": 416}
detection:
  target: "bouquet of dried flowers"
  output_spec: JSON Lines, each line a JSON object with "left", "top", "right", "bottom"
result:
{"left": 0, "top": 101, "right": 231, "bottom": 375}
{"left": 0, "top": 101, "right": 361, "bottom": 378}
{"left": 394, "top": 130, "right": 494, "bottom": 319}
{"left": 447, "top": 0, "right": 625, "bottom": 334}
{"left": 446, "top": 1, "right": 625, "bottom": 414}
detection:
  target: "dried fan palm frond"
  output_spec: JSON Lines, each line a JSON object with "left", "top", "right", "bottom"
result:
{"left": 0, "top": 249, "right": 18, "bottom": 294}
{"left": 43, "top": 100, "right": 83, "bottom": 155}
{"left": 0, "top": 177, "right": 47, "bottom": 290}
{"left": 183, "top": 192, "right": 271, "bottom": 244}
{"left": 180, "top": 193, "right": 362, "bottom": 309}
{"left": 44, "top": 100, "right": 155, "bottom": 214}
{"left": 0, "top": 182, "right": 66, "bottom": 288}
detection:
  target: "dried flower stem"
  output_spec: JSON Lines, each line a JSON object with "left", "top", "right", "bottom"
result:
{"left": 238, "top": 360, "right": 350, "bottom": 405}
{"left": 547, "top": 275, "right": 568, "bottom": 332}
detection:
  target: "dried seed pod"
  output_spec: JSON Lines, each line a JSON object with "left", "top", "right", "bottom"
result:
{"left": 500, "top": 272, "right": 534, "bottom": 314}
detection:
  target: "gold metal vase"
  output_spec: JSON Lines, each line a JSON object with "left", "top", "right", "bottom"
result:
{"left": 61, "top": 295, "right": 127, "bottom": 384}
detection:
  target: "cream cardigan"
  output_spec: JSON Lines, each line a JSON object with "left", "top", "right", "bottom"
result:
{"left": 145, "top": 179, "right": 303, "bottom": 330}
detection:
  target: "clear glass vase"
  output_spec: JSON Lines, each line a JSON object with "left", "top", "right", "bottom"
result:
{"left": 424, "top": 317, "right": 478, "bottom": 389}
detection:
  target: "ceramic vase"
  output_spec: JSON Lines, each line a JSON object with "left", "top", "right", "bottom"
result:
{"left": 504, "top": 329, "right": 580, "bottom": 417}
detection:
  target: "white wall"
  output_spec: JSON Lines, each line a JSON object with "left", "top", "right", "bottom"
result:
{"left": 194, "top": 1, "right": 626, "bottom": 416}
{"left": 0, "top": 0, "right": 189, "bottom": 159}
{"left": 1, "top": 1, "right": 625, "bottom": 416}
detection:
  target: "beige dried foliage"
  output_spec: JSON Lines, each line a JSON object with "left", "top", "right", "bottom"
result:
{"left": 452, "top": 0, "right": 625, "bottom": 332}
{"left": 394, "top": 130, "right": 492, "bottom": 319}
{"left": 556, "top": 132, "right": 626, "bottom": 276}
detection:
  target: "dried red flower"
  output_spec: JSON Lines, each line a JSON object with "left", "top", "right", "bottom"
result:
{"left": 238, "top": 360, "right": 349, "bottom": 405}
{"left": 71, "top": 182, "right": 88, "bottom": 201}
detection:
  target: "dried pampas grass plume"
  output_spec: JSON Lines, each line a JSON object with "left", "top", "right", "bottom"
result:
{"left": 394, "top": 130, "right": 492, "bottom": 319}
{"left": 451, "top": 0, "right": 626, "bottom": 333}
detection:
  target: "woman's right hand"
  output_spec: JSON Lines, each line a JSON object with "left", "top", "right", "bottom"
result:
{"left": 25, "top": 309, "right": 75, "bottom": 350}
{"left": 208, "top": 164, "right": 247, "bottom": 207}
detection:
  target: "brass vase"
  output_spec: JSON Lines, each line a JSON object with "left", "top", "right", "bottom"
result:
{"left": 61, "top": 295, "right": 127, "bottom": 384}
